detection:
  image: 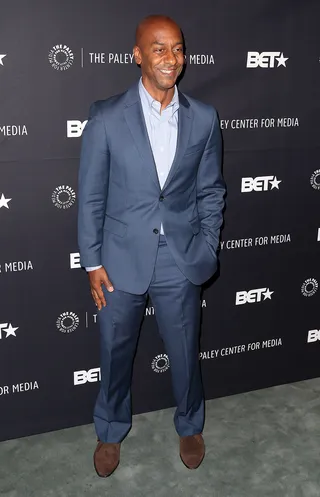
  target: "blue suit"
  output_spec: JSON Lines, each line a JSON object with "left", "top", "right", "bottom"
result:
{"left": 78, "top": 81, "right": 225, "bottom": 442}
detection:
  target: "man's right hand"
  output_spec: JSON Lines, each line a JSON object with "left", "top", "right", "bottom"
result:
{"left": 87, "top": 267, "right": 114, "bottom": 310}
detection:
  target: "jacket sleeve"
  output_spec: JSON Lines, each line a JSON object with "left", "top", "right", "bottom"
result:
{"left": 77, "top": 102, "right": 110, "bottom": 267}
{"left": 196, "top": 108, "right": 226, "bottom": 253}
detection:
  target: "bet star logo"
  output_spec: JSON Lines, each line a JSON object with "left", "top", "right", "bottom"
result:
{"left": 269, "top": 177, "right": 282, "bottom": 189}
{"left": 241, "top": 176, "right": 282, "bottom": 193}
{"left": 275, "top": 53, "right": 288, "bottom": 67}
{"left": 247, "top": 51, "right": 289, "bottom": 68}
{"left": 262, "top": 288, "right": 274, "bottom": 300}
{"left": 235, "top": 287, "right": 274, "bottom": 305}
{"left": 0, "top": 54, "right": 7, "bottom": 66}
{"left": 0, "top": 323, "right": 19, "bottom": 339}
{"left": 0, "top": 194, "right": 12, "bottom": 208}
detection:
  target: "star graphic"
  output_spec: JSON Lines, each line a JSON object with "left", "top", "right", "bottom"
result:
{"left": 270, "top": 177, "right": 282, "bottom": 189}
{"left": 0, "top": 193, "right": 12, "bottom": 208}
{"left": 0, "top": 54, "right": 7, "bottom": 66}
{"left": 263, "top": 288, "right": 274, "bottom": 300}
{"left": 276, "top": 53, "right": 288, "bottom": 67}
{"left": 5, "top": 323, "right": 19, "bottom": 338}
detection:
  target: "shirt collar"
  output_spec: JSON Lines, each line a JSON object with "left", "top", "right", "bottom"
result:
{"left": 139, "top": 77, "right": 179, "bottom": 116}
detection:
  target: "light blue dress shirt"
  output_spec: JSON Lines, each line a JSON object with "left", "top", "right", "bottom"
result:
{"left": 86, "top": 79, "right": 179, "bottom": 272}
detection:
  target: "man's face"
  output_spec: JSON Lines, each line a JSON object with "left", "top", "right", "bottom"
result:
{"left": 134, "top": 21, "right": 185, "bottom": 91}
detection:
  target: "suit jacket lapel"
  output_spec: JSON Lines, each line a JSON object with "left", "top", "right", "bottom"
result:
{"left": 123, "top": 83, "right": 161, "bottom": 190}
{"left": 162, "top": 91, "right": 192, "bottom": 191}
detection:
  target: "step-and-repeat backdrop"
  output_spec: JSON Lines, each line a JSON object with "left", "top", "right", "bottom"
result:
{"left": 1, "top": 0, "right": 319, "bottom": 441}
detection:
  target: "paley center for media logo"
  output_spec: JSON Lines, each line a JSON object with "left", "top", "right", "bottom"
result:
{"left": 301, "top": 278, "right": 318, "bottom": 297}
{"left": 56, "top": 309, "right": 98, "bottom": 331}
{"left": 48, "top": 45, "right": 74, "bottom": 71}
{"left": 241, "top": 176, "right": 281, "bottom": 192}
{"left": 235, "top": 287, "right": 274, "bottom": 306}
{"left": 51, "top": 45, "right": 214, "bottom": 70}
{"left": 151, "top": 354, "right": 170, "bottom": 373}
{"left": 52, "top": 185, "right": 76, "bottom": 209}
{"left": 56, "top": 312, "right": 80, "bottom": 333}
{"left": 310, "top": 170, "right": 320, "bottom": 191}
{"left": 0, "top": 54, "right": 7, "bottom": 66}
{"left": 246, "top": 51, "right": 288, "bottom": 68}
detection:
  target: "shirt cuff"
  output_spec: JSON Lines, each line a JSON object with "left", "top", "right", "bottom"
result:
{"left": 85, "top": 265, "right": 102, "bottom": 272}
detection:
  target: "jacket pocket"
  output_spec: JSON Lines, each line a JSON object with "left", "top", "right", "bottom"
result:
{"left": 103, "top": 214, "right": 127, "bottom": 237}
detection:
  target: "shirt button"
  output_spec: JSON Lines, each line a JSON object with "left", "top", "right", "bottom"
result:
{"left": 153, "top": 228, "right": 159, "bottom": 234}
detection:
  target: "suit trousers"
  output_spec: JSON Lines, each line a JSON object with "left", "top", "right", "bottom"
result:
{"left": 94, "top": 235, "right": 204, "bottom": 443}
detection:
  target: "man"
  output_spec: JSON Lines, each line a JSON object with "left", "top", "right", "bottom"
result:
{"left": 78, "top": 14, "right": 225, "bottom": 477}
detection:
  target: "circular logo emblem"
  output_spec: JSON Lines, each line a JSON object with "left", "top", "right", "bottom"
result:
{"left": 56, "top": 312, "right": 80, "bottom": 333}
{"left": 151, "top": 354, "right": 170, "bottom": 373}
{"left": 301, "top": 278, "right": 318, "bottom": 297}
{"left": 48, "top": 44, "right": 74, "bottom": 71}
{"left": 310, "top": 170, "right": 320, "bottom": 190}
{"left": 52, "top": 185, "right": 76, "bottom": 209}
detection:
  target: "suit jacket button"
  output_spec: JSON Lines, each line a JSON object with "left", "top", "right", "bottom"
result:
{"left": 153, "top": 228, "right": 159, "bottom": 234}
{"left": 159, "top": 195, "right": 164, "bottom": 201}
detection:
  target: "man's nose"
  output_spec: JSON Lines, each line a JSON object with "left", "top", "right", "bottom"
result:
{"left": 164, "top": 50, "right": 177, "bottom": 65}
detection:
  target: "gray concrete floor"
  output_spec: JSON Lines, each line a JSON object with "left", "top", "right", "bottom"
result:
{"left": 1, "top": 378, "right": 320, "bottom": 497}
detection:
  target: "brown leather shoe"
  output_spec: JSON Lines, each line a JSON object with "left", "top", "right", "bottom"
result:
{"left": 93, "top": 440, "right": 121, "bottom": 477}
{"left": 179, "top": 433, "right": 205, "bottom": 469}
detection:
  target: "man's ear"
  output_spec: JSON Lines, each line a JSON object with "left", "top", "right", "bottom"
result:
{"left": 133, "top": 46, "right": 142, "bottom": 65}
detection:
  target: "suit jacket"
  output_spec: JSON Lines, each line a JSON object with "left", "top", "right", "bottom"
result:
{"left": 78, "top": 81, "right": 226, "bottom": 294}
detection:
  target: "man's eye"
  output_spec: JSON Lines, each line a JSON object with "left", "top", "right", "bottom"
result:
{"left": 155, "top": 48, "right": 163, "bottom": 53}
